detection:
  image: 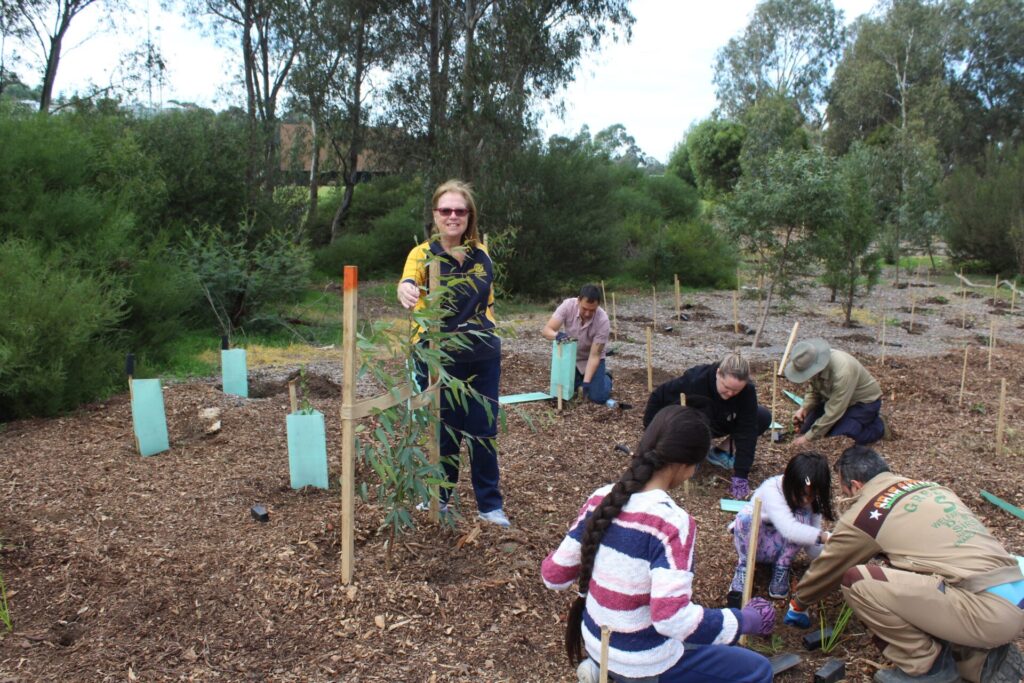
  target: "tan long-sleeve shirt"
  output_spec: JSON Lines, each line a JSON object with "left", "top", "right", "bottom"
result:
{"left": 801, "top": 349, "right": 882, "bottom": 441}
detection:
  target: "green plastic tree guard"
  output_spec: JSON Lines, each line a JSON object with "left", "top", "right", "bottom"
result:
{"left": 221, "top": 348, "right": 249, "bottom": 398}
{"left": 131, "top": 379, "right": 169, "bottom": 457}
{"left": 287, "top": 410, "right": 329, "bottom": 489}
{"left": 549, "top": 340, "right": 577, "bottom": 401}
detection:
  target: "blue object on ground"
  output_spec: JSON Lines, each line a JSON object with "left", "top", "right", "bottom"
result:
{"left": 720, "top": 499, "right": 746, "bottom": 513}
{"left": 287, "top": 410, "right": 329, "bottom": 489}
{"left": 498, "top": 391, "right": 553, "bottom": 405}
{"left": 221, "top": 348, "right": 249, "bottom": 398}
{"left": 783, "top": 389, "right": 804, "bottom": 406}
{"left": 131, "top": 378, "right": 169, "bottom": 457}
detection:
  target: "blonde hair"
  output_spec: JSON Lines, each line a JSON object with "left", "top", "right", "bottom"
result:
{"left": 431, "top": 179, "right": 480, "bottom": 246}
{"left": 718, "top": 351, "right": 750, "bottom": 382}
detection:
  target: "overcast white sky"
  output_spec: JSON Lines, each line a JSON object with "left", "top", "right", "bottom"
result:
{"left": 24, "top": 0, "right": 878, "bottom": 163}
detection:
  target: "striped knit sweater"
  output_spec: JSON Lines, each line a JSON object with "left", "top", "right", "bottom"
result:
{"left": 541, "top": 485, "right": 745, "bottom": 678}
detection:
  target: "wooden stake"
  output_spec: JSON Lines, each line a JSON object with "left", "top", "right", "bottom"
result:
{"left": 994, "top": 274, "right": 999, "bottom": 304}
{"left": 771, "top": 362, "right": 779, "bottom": 442}
{"left": 556, "top": 343, "right": 564, "bottom": 412}
{"left": 611, "top": 293, "right": 618, "bottom": 342}
{"left": 988, "top": 318, "right": 996, "bottom": 371}
{"left": 962, "top": 270, "right": 968, "bottom": 329}
{"left": 599, "top": 626, "right": 611, "bottom": 683}
{"left": 340, "top": 265, "right": 359, "bottom": 584}
{"left": 674, "top": 274, "right": 681, "bottom": 321}
{"left": 679, "top": 393, "right": 691, "bottom": 496}
{"left": 996, "top": 378, "right": 1007, "bottom": 457}
{"left": 428, "top": 261, "right": 442, "bottom": 522}
{"left": 288, "top": 379, "right": 298, "bottom": 414}
{"left": 601, "top": 280, "right": 607, "bottom": 307}
{"left": 733, "top": 290, "right": 740, "bottom": 334}
{"left": 778, "top": 322, "right": 800, "bottom": 376}
{"left": 880, "top": 314, "right": 887, "bottom": 365}
{"left": 740, "top": 497, "right": 763, "bottom": 647}
{"left": 909, "top": 291, "right": 916, "bottom": 333}
{"left": 959, "top": 345, "right": 969, "bottom": 407}
{"left": 646, "top": 326, "right": 653, "bottom": 392}
{"left": 1011, "top": 285, "right": 1016, "bottom": 315}
{"left": 652, "top": 286, "right": 657, "bottom": 327}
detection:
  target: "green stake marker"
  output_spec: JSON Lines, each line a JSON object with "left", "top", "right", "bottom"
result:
{"left": 222, "top": 348, "right": 249, "bottom": 398}
{"left": 287, "top": 409, "right": 329, "bottom": 489}
{"left": 783, "top": 389, "right": 804, "bottom": 406}
{"left": 131, "top": 379, "right": 169, "bottom": 457}
{"left": 549, "top": 340, "right": 577, "bottom": 402}
{"left": 981, "top": 490, "right": 1024, "bottom": 521}
{"left": 499, "top": 392, "right": 554, "bottom": 405}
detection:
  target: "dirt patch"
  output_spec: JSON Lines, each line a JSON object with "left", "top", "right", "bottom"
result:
{"left": 923, "top": 296, "right": 949, "bottom": 305}
{"left": 2, "top": 272, "right": 1023, "bottom": 682}
{"left": 900, "top": 321, "right": 929, "bottom": 335}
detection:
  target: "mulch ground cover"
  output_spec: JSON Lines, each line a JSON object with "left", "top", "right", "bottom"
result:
{"left": 1, "top": 312, "right": 1023, "bottom": 681}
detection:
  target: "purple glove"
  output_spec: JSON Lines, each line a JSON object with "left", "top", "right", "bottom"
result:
{"left": 740, "top": 597, "right": 776, "bottom": 636}
{"left": 730, "top": 477, "right": 750, "bottom": 499}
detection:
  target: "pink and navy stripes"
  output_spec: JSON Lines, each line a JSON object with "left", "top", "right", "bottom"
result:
{"left": 542, "top": 485, "right": 744, "bottom": 679}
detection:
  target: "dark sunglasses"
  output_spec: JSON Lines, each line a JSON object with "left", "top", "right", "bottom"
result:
{"left": 435, "top": 207, "right": 469, "bottom": 217}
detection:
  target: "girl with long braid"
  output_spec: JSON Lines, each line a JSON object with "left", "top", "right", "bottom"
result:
{"left": 542, "top": 405, "right": 776, "bottom": 683}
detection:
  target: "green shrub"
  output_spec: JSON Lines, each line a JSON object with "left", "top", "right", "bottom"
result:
{"left": 626, "top": 219, "right": 737, "bottom": 288}
{"left": 313, "top": 195, "right": 423, "bottom": 279}
{"left": 180, "top": 224, "right": 313, "bottom": 334}
{"left": 0, "top": 239, "right": 126, "bottom": 419}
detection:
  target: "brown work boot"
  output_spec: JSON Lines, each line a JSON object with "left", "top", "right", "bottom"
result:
{"left": 873, "top": 644, "right": 959, "bottom": 683}
{"left": 981, "top": 644, "right": 1024, "bottom": 683}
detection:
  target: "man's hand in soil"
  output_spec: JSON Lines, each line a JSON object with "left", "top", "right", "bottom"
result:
{"left": 792, "top": 435, "right": 809, "bottom": 449}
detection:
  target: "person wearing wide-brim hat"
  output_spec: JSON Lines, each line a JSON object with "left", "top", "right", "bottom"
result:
{"left": 784, "top": 338, "right": 886, "bottom": 449}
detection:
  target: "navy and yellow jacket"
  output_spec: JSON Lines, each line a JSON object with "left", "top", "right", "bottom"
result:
{"left": 400, "top": 239, "right": 498, "bottom": 360}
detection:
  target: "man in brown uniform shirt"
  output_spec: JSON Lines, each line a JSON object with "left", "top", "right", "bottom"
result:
{"left": 786, "top": 447, "right": 1024, "bottom": 683}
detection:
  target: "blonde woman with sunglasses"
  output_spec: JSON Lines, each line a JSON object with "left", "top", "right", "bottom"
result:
{"left": 397, "top": 179, "right": 509, "bottom": 527}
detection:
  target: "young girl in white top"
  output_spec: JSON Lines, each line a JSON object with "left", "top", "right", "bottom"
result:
{"left": 727, "top": 451, "right": 835, "bottom": 606}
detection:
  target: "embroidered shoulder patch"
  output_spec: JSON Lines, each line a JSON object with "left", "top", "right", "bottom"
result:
{"left": 853, "top": 480, "right": 937, "bottom": 538}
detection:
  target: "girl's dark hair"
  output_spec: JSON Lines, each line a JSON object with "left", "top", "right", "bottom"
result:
{"left": 782, "top": 451, "right": 836, "bottom": 522}
{"left": 565, "top": 405, "right": 711, "bottom": 666}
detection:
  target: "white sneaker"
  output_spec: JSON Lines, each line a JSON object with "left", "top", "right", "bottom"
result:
{"left": 576, "top": 658, "right": 599, "bottom": 683}
{"left": 477, "top": 508, "right": 511, "bottom": 527}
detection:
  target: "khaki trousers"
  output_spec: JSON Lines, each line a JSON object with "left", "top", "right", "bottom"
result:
{"left": 840, "top": 565, "right": 1024, "bottom": 681}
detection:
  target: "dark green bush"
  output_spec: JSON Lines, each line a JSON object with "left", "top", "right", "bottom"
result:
{"left": 626, "top": 219, "right": 737, "bottom": 288}
{"left": 0, "top": 239, "right": 126, "bottom": 419}
{"left": 181, "top": 224, "right": 313, "bottom": 333}
{"left": 313, "top": 196, "right": 423, "bottom": 279}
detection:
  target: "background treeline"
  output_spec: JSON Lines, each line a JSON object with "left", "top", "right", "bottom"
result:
{"left": 0, "top": 0, "right": 1021, "bottom": 419}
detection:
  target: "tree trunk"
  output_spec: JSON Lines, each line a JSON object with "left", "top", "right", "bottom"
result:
{"left": 38, "top": 32, "right": 64, "bottom": 112}
{"left": 751, "top": 279, "right": 776, "bottom": 349}
{"left": 305, "top": 116, "right": 319, "bottom": 231}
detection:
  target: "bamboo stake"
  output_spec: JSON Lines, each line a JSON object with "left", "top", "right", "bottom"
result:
{"left": 1011, "top": 285, "right": 1016, "bottom": 315}
{"left": 340, "top": 265, "right": 358, "bottom": 584}
{"left": 126, "top": 353, "right": 142, "bottom": 455}
{"left": 288, "top": 379, "right": 298, "bottom": 414}
{"left": 959, "top": 345, "right": 969, "bottom": 407}
{"left": 771, "top": 361, "right": 779, "bottom": 442}
{"left": 961, "top": 270, "right": 968, "bottom": 329}
{"left": 428, "top": 261, "right": 441, "bottom": 522}
{"left": 612, "top": 293, "right": 617, "bottom": 342}
{"left": 993, "top": 274, "right": 999, "bottom": 304}
{"left": 646, "top": 326, "right": 653, "bottom": 392}
{"left": 556, "top": 342, "right": 564, "bottom": 412}
{"left": 880, "top": 313, "right": 887, "bottom": 365}
{"left": 674, "top": 274, "right": 681, "bottom": 321}
{"left": 680, "top": 393, "right": 690, "bottom": 495}
{"left": 601, "top": 280, "right": 606, "bottom": 307}
{"left": 909, "top": 291, "right": 916, "bottom": 333}
{"left": 778, "top": 322, "right": 800, "bottom": 376}
{"left": 652, "top": 286, "right": 657, "bottom": 327}
{"left": 740, "top": 497, "right": 763, "bottom": 647}
{"left": 996, "top": 378, "right": 1007, "bottom": 457}
{"left": 599, "top": 626, "right": 611, "bottom": 683}
{"left": 988, "top": 318, "right": 996, "bottom": 371}
{"left": 733, "top": 290, "right": 740, "bottom": 334}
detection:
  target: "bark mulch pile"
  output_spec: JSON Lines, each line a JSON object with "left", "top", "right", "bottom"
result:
{"left": 1, "top": 293, "right": 1023, "bottom": 682}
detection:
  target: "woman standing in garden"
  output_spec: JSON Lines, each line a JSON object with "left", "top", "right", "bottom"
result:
{"left": 396, "top": 179, "right": 509, "bottom": 527}
{"left": 542, "top": 405, "right": 775, "bottom": 683}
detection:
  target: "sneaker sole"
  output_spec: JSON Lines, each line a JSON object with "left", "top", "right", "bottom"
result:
{"left": 986, "top": 645, "right": 1024, "bottom": 683}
